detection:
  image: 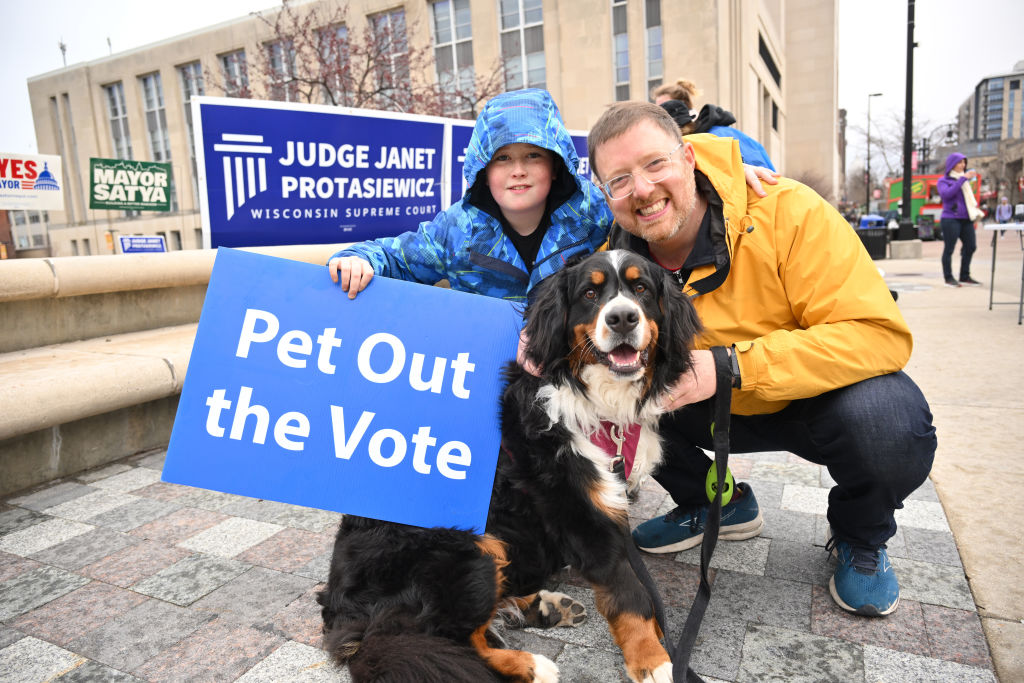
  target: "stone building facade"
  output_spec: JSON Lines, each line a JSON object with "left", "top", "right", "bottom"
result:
{"left": 26, "top": 0, "right": 840, "bottom": 257}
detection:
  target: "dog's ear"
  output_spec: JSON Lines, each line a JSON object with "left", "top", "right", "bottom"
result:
{"left": 522, "top": 266, "right": 573, "bottom": 374}
{"left": 654, "top": 269, "right": 703, "bottom": 383}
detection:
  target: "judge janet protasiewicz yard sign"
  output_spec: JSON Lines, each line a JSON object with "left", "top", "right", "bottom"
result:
{"left": 89, "top": 158, "right": 173, "bottom": 211}
{"left": 161, "top": 248, "right": 523, "bottom": 532}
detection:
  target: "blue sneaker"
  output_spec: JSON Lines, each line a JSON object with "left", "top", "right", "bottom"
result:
{"left": 632, "top": 482, "right": 764, "bottom": 553}
{"left": 827, "top": 537, "right": 900, "bottom": 616}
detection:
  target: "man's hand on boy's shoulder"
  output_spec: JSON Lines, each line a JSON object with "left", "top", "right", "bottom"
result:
{"left": 328, "top": 256, "right": 375, "bottom": 299}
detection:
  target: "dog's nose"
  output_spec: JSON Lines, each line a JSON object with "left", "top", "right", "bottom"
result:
{"left": 604, "top": 306, "right": 639, "bottom": 335}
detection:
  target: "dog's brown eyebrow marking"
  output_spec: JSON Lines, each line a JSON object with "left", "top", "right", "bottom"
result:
{"left": 589, "top": 269, "right": 606, "bottom": 286}
{"left": 624, "top": 264, "right": 642, "bottom": 281}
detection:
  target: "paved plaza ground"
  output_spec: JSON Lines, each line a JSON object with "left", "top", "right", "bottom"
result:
{"left": 1, "top": 235, "right": 1021, "bottom": 682}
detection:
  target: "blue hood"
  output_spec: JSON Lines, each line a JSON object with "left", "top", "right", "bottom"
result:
{"left": 944, "top": 152, "right": 967, "bottom": 175}
{"left": 463, "top": 89, "right": 581, "bottom": 191}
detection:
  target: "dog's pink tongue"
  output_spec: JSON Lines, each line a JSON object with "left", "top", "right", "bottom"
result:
{"left": 609, "top": 346, "right": 640, "bottom": 366}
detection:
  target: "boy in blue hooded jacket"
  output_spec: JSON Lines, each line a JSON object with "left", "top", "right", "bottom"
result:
{"left": 328, "top": 89, "right": 612, "bottom": 301}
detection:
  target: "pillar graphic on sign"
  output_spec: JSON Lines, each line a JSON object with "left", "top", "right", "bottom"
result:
{"left": 213, "top": 133, "right": 270, "bottom": 219}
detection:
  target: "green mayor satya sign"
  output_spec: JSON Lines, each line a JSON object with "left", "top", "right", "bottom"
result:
{"left": 89, "top": 158, "right": 172, "bottom": 211}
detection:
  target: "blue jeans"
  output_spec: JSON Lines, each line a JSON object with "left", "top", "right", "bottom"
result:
{"left": 655, "top": 371, "right": 936, "bottom": 548}
{"left": 941, "top": 217, "right": 977, "bottom": 280}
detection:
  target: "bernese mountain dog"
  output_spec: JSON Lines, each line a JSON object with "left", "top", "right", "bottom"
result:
{"left": 318, "top": 249, "right": 701, "bottom": 683}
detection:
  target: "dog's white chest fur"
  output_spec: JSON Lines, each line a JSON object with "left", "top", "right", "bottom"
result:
{"left": 538, "top": 365, "right": 666, "bottom": 512}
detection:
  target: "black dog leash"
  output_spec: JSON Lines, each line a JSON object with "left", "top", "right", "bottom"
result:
{"left": 622, "top": 345, "right": 733, "bottom": 682}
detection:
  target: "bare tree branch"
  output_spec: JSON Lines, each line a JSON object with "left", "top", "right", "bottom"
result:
{"left": 205, "top": 0, "right": 504, "bottom": 118}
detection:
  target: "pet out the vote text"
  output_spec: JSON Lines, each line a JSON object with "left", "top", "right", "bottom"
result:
{"left": 201, "top": 307, "right": 478, "bottom": 480}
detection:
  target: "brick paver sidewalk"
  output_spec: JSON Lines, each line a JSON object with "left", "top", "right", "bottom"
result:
{"left": 0, "top": 448, "right": 996, "bottom": 682}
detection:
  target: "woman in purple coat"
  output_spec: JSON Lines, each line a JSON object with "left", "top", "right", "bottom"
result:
{"left": 937, "top": 152, "right": 983, "bottom": 287}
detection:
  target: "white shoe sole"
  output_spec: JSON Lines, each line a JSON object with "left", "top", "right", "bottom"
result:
{"left": 637, "top": 510, "right": 765, "bottom": 554}
{"left": 828, "top": 575, "right": 899, "bottom": 616}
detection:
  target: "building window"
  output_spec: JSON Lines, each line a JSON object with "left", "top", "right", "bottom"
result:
{"left": 140, "top": 72, "right": 177, "bottom": 211}
{"left": 1009, "top": 90, "right": 1016, "bottom": 139}
{"left": 611, "top": 0, "right": 629, "bottom": 101}
{"left": 500, "top": 0, "right": 545, "bottom": 91}
{"left": 104, "top": 82, "right": 132, "bottom": 159}
{"left": 179, "top": 61, "right": 205, "bottom": 207}
{"left": 431, "top": 0, "right": 475, "bottom": 117}
{"left": 369, "top": 9, "right": 410, "bottom": 109}
{"left": 317, "top": 25, "right": 350, "bottom": 106}
{"left": 983, "top": 78, "right": 1005, "bottom": 140}
{"left": 70, "top": 239, "right": 79, "bottom": 256}
{"left": 82, "top": 238, "right": 92, "bottom": 255}
{"left": 219, "top": 49, "right": 249, "bottom": 97}
{"left": 171, "top": 230, "right": 182, "bottom": 250}
{"left": 194, "top": 227, "right": 204, "bottom": 248}
{"left": 10, "top": 210, "right": 48, "bottom": 250}
{"left": 645, "top": 0, "right": 662, "bottom": 96}
{"left": 758, "top": 35, "right": 781, "bottom": 87}
{"left": 266, "top": 40, "right": 299, "bottom": 102}
{"left": 140, "top": 74, "right": 170, "bottom": 163}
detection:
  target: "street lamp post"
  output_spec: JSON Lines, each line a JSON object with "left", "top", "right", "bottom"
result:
{"left": 866, "top": 92, "right": 883, "bottom": 214}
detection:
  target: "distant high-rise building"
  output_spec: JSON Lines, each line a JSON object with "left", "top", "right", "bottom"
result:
{"left": 960, "top": 60, "right": 1024, "bottom": 144}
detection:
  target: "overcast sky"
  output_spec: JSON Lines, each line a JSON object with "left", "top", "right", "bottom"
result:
{"left": 3, "top": 0, "right": 1023, "bottom": 172}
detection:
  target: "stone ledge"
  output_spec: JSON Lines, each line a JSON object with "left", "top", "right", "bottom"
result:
{"left": 0, "top": 396, "right": 180, "bottom": 497}
{"left": 0, "top": 243, "right": 348, "bottom": 303}
{"left": 0, "top": 324, "right": 197, "bottom": 441}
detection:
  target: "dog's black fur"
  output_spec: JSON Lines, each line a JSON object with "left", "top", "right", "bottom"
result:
{"left": 319, "top": 250, "right": 701, "bottom": 683}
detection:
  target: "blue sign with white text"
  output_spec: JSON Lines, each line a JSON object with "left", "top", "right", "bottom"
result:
{"left": 194, "top": 97, "right": 593, "bottom": 249}
{"left": 196, "top": 99, "right": 447, "bottom": 248}
{"left": 119, "top": 235, "right": 167, "bottom": 253}
{"left": 162, "top": 248, "right": 522, "bottom": 531}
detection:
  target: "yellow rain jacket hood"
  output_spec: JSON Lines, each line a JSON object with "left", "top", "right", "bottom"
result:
{"left": 607, "top": 134, "right": 913, "bottom": 415}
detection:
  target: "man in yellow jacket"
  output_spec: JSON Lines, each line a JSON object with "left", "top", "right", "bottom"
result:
{"left": 588, "top": 101, "right": 936, "bottom": 617}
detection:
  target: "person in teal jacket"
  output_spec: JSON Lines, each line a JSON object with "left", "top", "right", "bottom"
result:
{"left": 328, "top": 88, "right": 613, "bottom": 301}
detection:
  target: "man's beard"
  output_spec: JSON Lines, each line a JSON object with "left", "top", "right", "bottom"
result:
{"left": 637, "top": 185, "right": 696, "bottom": 246}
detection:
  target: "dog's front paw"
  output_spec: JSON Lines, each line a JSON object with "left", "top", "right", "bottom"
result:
{"left": 634, "top": 661, "right": 672, "bottom": 683}
{"left": 535, "top": 589, "right": 586, "bottom": 628}
{"left": 530, "top": 653, "right": 559, "bottom": 682}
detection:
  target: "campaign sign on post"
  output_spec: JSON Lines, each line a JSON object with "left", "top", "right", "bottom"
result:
{"left": 119, "top": 235, "right": 167, "bottom": 253}
{"left": 0, "top": 153, "right": 64, "bottom": 211}
{"left": 194, "top": 97, "right": 448, "bottom": 249}
{"left": 194, "top": 97, "right": 596, "bottom": 250}
{"left": 90, "top": 158, "right": 172, "bottom": 211}
{"left": 162, "top": 248, "right": 522, "bottom": 531}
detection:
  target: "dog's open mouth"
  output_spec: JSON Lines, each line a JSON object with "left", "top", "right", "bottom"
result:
{"left": 595, "top": 344, "right": 649, "bottom": 375}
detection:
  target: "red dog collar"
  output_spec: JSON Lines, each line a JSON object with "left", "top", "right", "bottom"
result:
{"left": 590, "top": 421, "right": 642, "bottom": 479}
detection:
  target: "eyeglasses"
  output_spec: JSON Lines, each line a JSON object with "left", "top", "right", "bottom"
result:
{"left": 600, "top": 143, "right": 682, "bottom": 200}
